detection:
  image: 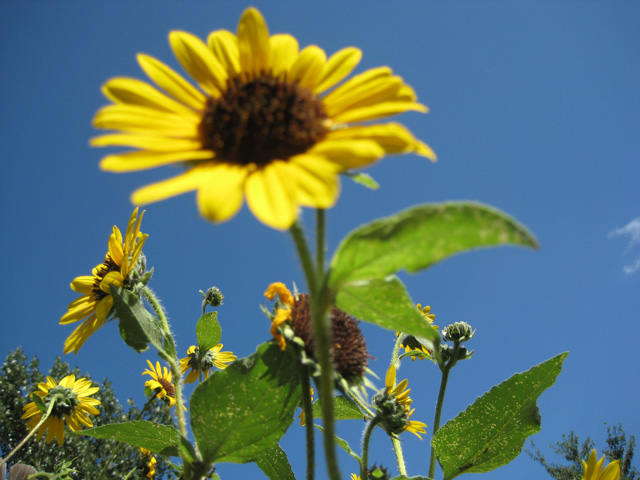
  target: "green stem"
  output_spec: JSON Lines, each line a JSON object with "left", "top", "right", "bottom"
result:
{"left": 391, "top": 436, "right": 408, "bottom": 476}
{"left": 142, "top": 287, "right": 170, "bottom": 334}
{"left": 289, "top": 218, "right": 341, "bottom": 480}
{"left": 300, "top": 367, "right": 315, "bottom": 480}
{"left": 390, "top": 333, "right": 405, "bottom": 370}
{"left": 316, "top": 209, "right": 325, "bottom": 272}
{"left": 96, "top": 394, "right": 157, "bottom": 480}
{"left": 0, "top": 397, "right": 56, "bottom": 467}
{"left": 346, "top": 390, "right": 374, "bottom": 419}
{"left": 428, "top": 343, "right": 461, "bottom": 478}
{"left": 361, "top": 416, "right": 382, "bottom": 479}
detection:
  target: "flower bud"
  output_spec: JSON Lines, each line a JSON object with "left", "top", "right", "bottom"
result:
{"left": 442, "top": 321, "right": 475, "bottom": 343}
{"left": 200, "top": 286, "right": 224, "bottom": 309}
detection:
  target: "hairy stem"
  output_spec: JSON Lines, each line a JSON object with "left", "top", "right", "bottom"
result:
{"left": 300, "top": 367, "right": 315, "bottom": 480}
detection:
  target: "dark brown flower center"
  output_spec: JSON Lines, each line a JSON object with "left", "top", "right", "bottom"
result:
{"left": 199, "top": 74, "right": 329, "bottom": 166}
{"left": 92, "top": 255, "right": 119, "bottom": 301}
{"left": 158, "top": 378, "right": 175, "bottom": 399}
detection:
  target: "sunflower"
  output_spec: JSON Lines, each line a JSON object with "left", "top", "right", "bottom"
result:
{"left": 180, "top": 344, "right": 237, "bottom": 384}
{"left": 22, "top": 374, "right": 101, "bottom": 446}
{"left": 582, "top": 449, "right": 621, "bottom": 480}
{"left": 92, "top": 7, "right": 435, "bottom": 230}
{"left": 140, "top": 448, "right": 158, "bottom": 479}
{"left": 142, "top": 360, "right": 186, "bottom": 410}
{"left": 60, "top": 208, "right": 148, "bottom": 354}
{"left": 397, "top": 303, "right": 438, "bottom": 361}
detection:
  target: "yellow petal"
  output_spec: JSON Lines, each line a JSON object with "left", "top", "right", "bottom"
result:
{"left": 70, "top": 276, "right": 95, "bottom": 295}
{"left": 169, "top": 31, "right": 227, "bottom": 96}
{"left": 323, "top": 67, "right": 392, "bottom": 108}
{"left": 60, "top": 296, "right": 97, "bottom": 325}
{"left": 131, "top": 167, "right": 208, "bottom": 205}
{"left": 310, "top": 139, "right": 384, "bottom": 169}
{"left": 95, "top": 295, "right": 114, "bottom": 321}
{"left": 289, "top": 45, "right": 326, "bottom": 91}
{"left": 288, "top": 155, "right": 340, "bottom": 208}
{"left": 63, "top": 315, "right": 106, "bottom": 354}
{"left": 137, "top": 54, "right": 206, "bottom": 110}
{"left": 99, "top": 271, "right": 124, "bottom": 294}
{"left": 207, "top": 30, "right": 240, "bottom": 77}
{"left": 92, "top": 133, "right": 202, "bottom": 152}
{"left": 196, "top": 163, "right": 248, "bottom": 223}
{"left": 100, "top": 149, "right": 214, "bottom": 173}
{"left": 385, "top": 365, "right": 396, "bottom": 389}
{"left": 237, "top": 7, "right": 270, "bottom": 76}
{"left": 93, "top": 104, "right": 199, "bottom": 136}
{"left": 315, "top": 47, "right": 362, "bottom": 94}
{"left": 332, "top": 101, "right": 428, "bottom": 124}
{"left": 264, "top": 282, "right": 294, "bottom": 305}
{"left": 325, "top": 76, "right": 404, "bottom": 117}
{"left": 102, "top": 78, "right": 196, "bottom": 116}
{"left": 245, "top": 162, "right": 298, "bottom": 230}
{"left": 269, "top": 34, "right": 299, "bottom": 78}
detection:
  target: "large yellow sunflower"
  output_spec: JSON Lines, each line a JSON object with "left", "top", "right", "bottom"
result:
{"left": 92, "top": 7, "right": 435, "bottom": 230}
{"left": 60, "top": 209, "right": 147, "bottom": 354}
{"left": 22, "top": 374, "right": 101, "bottom": 446}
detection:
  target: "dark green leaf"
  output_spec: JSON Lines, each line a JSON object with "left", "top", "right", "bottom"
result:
{"left": 196, "top": 312, "right": 222, "bottom": 352}
{"left": 345, "top": 171, "right": 380, "bottom": 190}
{"left": 30, "top": 392, "right": 47, "bottom": 414}
{"left": 191, "top": 342, "right": 301, "bottom": 464}
{"left": 335, "top": 275, "right": 439, "bottom": 343}
{"left": 110, "top": 286, "right": 164, "bottom": 354}
{"left": 432, "top": 352, "right": 569, "bottom": 480}
{"left": 329, "top": 202, "right": 538, "bottom": 287}
{"left": 312, "top": 396, "right": 365, "bottom": 420}
{"left": 314, "top": 425, "right": 361, "bottom": 462}
{"left": 255, "top": 445, "right": 296, "bottom": 480}
{"left": 80, "top": 420, "right": 181, "bottom": 457}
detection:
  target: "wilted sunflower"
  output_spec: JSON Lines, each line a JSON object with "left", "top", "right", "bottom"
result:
{"left": 22, "top": 374, "right": 101, "bottom": 446}
{"left": 142, "top": 360, "right": 186, "bottom": 410}
{"left": 139, "top": 448, "right": 157, "bottom": 479}
{"left": 60, "top": 208, "right": 147, "bottom": 354}
{"left": 582, "top": 449, "right": 621, "bottom": 480}
{"left": 180, "top": 344, "right": 237, "bottom": 384}
{"left": 92, "top": 7, "right": 435, "bottom": 230}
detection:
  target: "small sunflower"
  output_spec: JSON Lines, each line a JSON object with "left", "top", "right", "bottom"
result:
{"left": 140, "top": 448, "right": 157, "bottom": 479}
{"left": 22, "top": 374, "right": 101, "bottom": 446}
{"left": 264, "top": 282, "right": 368, "bottom": 378}
{"left": 180, "top": 344, "right": 237, "bottom": 384}
{"left": 92, "top": 7, "right": 435, "bottom": 230}
{"left": 397, "top": 303, "right": 438, "bottom": 362}
{"left": 582, "top": 449, "right": 621, "bottom": 480}
{"left": 142, "top": 360, "right": 186, "bottom": 410}
{"left": 60, "top": 208, "right": 148, "bottom": 354}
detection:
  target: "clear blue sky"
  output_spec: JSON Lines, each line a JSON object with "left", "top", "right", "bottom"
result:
{"left": 1, "top": 2, "right": 638, "bottom": 479}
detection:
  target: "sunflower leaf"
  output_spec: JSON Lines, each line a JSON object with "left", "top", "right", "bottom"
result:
{"left": 196, "top": 312, "right": 222, "bottom": 352}
{"left": 312, "top": 395, "right": 366, "bottom": 420}
{"left": 329, "top": 202, "right": 537, "bottom": 287}
{"left": 191, "top": 342, "right": 301, "bottom": 464}
{"left": 432, "top": 352, "right": 568, "bottom": 480}
{"left": 110, "top": 285, "right": 164, "bottom": 354}
{"left": 79, "top": 420, "right": 181, "bottom": 457}
{"left": 30, "top": 392, "right": 47, "bottom": 414}
{"left": 345, "top": 171, "right": 380, "bottom": 190}
{"left": 255, "top": 445, "right": 296, "bottom": 480}
{"left": 335, "top": 275, "right": 439, "bottom": 343}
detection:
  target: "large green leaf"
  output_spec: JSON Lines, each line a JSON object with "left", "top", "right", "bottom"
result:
{"left": 432, "top": 352, "right": 568, "bottom": 480}
{"left": 335, "top": 275, "right": 439, "bottom": 343}
{"left": 190, "top": 342, "right": 301, "bottom": 464}
{"left": 255, "top": 445, "right": 296, "bottom": 480}
{"left": 110, "top": 286, "right": 163, "bottom": 353}
{"left": 196, "top": 312, "right": 222, "bottom": 352}
{"left": 329, "top": 202, "right": 537, "bottom": 287}
{"left": 79, "top": 420, "right": 181, "bottom": 457}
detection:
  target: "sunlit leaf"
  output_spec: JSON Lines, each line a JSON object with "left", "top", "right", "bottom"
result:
{"left": 79, "top": 420, "right": 181, "bottom": 457}
{"left": 196, "top": 312, "right": 222, "bottom": 352}
{"left": 110, "top": 286, "right": 163, "bottom": 353}
{"left": 255, "top": 445, "right": 296, "bottom": 480}
{"left": 432, "top": 352, "right": 568, "bottom": 480}
{"left": 312, "top": 395, "right": 365, "bottom": 420}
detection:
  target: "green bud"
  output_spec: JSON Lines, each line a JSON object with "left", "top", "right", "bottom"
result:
{"left": 443, "top": 321, "right": 475, "bottom": 343}
{"left": 372, "top": 389, "right": 409, "bottom": 436}
{"left": 200, "top": 286, "right": 224, "bottom": 309}
{"left": 368, "top": 464, "right": 391, "bottom": 480}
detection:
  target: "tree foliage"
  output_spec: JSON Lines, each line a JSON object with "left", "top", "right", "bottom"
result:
{"left": 0, "top": 348, "right": 177, "bottom": 478}
{"left": 527, "top": 424, "right": 638, "bottom": 480}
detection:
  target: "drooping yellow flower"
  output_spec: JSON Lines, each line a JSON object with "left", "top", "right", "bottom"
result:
{"left": 60, "top": 208, "right": 148, "bottom": 354}
{"left": 384, "top": 365, "right": 427, "bottom": 438}
{"left": 142, "top": 360, "right": 186, "bottom": 410}
{"left": 140, "top": 448, "right": 157, "bottom": 479}
{"left": 92, "top": 7, "right": 435, "bottom": 230}
{"left": 180, "top": 344, "right": 237, "bottom": 384}
{"left": 582, "top": 449, "right": 621, "bottom": 480}
{"left": 397, "top": 303, "right": 439, "bottom": 361}
{"left": 264, "top": 282, "right": 296, "bottom": 350}
{"left": 22, "top": 375, "right": 101, "bottom": 446}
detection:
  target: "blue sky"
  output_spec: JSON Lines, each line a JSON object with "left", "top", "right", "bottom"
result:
{"left": 1, "top": 2, "right": 639, "bottom": 479}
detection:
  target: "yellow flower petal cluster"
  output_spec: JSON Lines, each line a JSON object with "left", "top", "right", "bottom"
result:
{"left": 60, "top": 209, "right": 147, "bottom": 354}
{"left": 385, "top": 365, "right": 427, "bottom": 438}
{"left": 582, "top": 449, "right": 621, "bottom": 480}
{"left": 22, "top": 374, "right": 101, "bottom": 446}
{"left": 140, "top": 448, "right": 157, "bottom": 479}
{"left": 180, "top": 344, "right": 237, "bottom": 384}
{"left": 92, "top": 7, "right": 435, "bottom": 230}
{"left": 398, "top": 303, "right": 438, "bottom": 361}
{"left": 142, "top": 360, "right": 186, "bottom": 410}
{"left": 264, "top": 282, "right": 296, "bottom": 350}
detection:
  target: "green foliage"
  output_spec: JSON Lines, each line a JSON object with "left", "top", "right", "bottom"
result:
{"left": 432, "top": 353, "right": 568, "bottom": 480}
{"left": 0, "top": 348, "right": 176, "bottom": 479}
{"left": 80, "top": 420, "right": 181, "bottom": 457}
{"left": 190, "top": 342, "right": 301, "bottom": 464}
{"left": 345, "top": 171, "right": 380, "bottom": 190}
{"left": 312, "top": 395, "right": 366, "bottom": 420}
{"left": 255, "top": 445, "right": 296, "bottom": 480}
{"left": 195, "top": 312, "right": 222, "bottom": 352}
{"left": 527, "top": 424, "right": 638, "bottom": 480}
{"left": 111, "top": 285, "right": 164, "bottom": 354}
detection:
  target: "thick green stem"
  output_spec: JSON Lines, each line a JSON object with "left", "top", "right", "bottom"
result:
{"left": 300, "top": 367, "right": 315, "bottom": 480}
{"left": 0, "top": 397, "right": 56, "bottom": 467}
{"left": 391, "top": 436, "right": 408, "bottom": 476}
{"left": 361, "top": 416, "right": 382, "bottom": 479}
{"left": 428, "top": 343, "right": 460, "bottom": 478}
{"left": 289, "top": 218, "right": 341, "bottom": 480}
{"left": 316, "top": 209, "right": 325, "bottom": 272}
